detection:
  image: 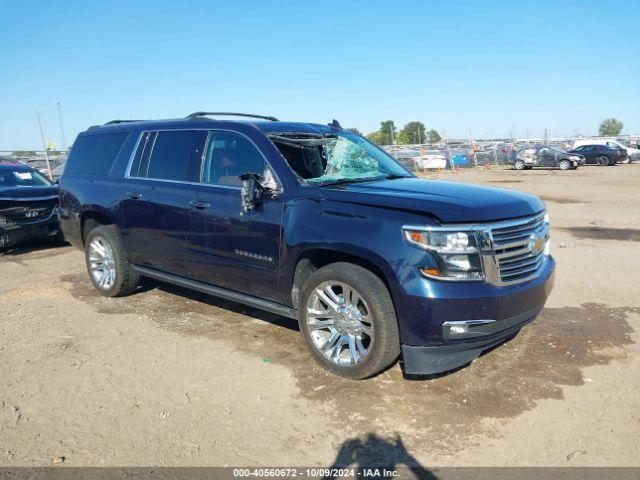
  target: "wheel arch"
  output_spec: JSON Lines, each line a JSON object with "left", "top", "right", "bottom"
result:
{"left": 289, "top": 247, "right": 395, "bottom": 310}
{"left": 80, "top": 209, "right": 116, "bottom": 246}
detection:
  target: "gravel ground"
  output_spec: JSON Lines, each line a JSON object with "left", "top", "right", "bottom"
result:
{"left": 1, "top": 163, "right": 639, "bottom": 468}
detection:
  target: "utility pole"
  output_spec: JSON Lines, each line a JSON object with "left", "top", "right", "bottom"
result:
{"left": 389, "top": 123, "right": 395, "bottom": 158}
{"left": 57, "top": 102, "right": 67, "bottom": 151}
{"left": 36, "top": 113, "right": 53, "bottom": 180}
{"left": 490, "top": 128, "right": 497, "bottom": 165}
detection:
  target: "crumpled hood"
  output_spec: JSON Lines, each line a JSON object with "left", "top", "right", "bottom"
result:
{"left": 321, "top": 177, "right": 545, "bottom": 223}
{"left": 0, "top": 185, "right": 58, "bottom": 199}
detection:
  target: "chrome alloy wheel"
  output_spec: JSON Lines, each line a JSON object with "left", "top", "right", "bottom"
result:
{"left": 306, "top": 281, "right": 374, "bottom": 367}
{"left": 88, "top": 237, "right": 116, "bottom": 290}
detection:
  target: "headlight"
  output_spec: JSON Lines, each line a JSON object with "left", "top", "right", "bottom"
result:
{"left": 403, "top": 229, "right": 484, "bottom": 280}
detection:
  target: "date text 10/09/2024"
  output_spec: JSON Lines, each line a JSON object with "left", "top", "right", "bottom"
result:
{"left": 233, "top": 468, "right": 399, "bottom": 478}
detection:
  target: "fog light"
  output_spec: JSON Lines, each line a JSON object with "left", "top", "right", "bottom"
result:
{"left": 449, "top": 324, "right": 468, "bottom": 335}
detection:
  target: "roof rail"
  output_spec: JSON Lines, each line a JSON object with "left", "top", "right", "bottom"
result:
{"left": 103, "top": 119, "right": 145, "bottom": 125}
{"left": 186, "top": 112, "right": 279, "bottom": 122}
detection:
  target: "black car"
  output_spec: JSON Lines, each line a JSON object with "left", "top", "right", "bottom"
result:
{"left": 0, "top": 160, "right": 61, "bottom": 250}
{"left": 512, "top": 145, "right": 584, "bottom": 170}
{"left": 567, "top": 144, "right": 625, "bottom": 166}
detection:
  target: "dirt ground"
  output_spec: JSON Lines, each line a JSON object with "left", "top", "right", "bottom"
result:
{"left": 1, "top": 164, "right": 639, "bottom": 469}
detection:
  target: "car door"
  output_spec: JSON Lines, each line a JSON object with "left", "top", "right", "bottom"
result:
{"left": 184, "top": 129, "right": 283, "bottom": 302}
{"left": 120, "top": 129, "right": 207, "bottom": 276}
{"left": 575, "top": 146, "right": 594, "bottom": 164}
{"left": 537, "top": 148, "right": 555, "bottom": 167}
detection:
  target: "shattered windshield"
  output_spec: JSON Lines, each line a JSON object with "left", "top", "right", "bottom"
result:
{"left": 269, "top": 131, "right": 411, "bottom": 185}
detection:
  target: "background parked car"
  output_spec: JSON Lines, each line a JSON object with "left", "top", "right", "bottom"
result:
{"left": 512, "top": 145, "right": 584, "bottom": 170}
{"left": 0, "top": 160, "right": 61, "bottom": 249}
{"left": 51, "top": 162, "right": 66, "bottom": 181}
{"left": 572, "top": 138, "right": 639, "bottom": 163}
{"left": 567, "top": 144, "right": 625, "bottom": 166}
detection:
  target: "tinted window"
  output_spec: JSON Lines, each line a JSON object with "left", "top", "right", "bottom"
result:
{"left": 129, "top": 131, "right": 156, "bottom": 178}
{"left": 201, "top": 131, "right": 265, "bottom": 186}
{"left": 65, "top": 132, "right": 128, "bottom": 175}
{"left": 144, "top": 130, "right": 207, "bottom": 181}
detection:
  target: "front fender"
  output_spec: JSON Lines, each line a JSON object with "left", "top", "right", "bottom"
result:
{"left": 278, "top": 198, "right": 436, "bottom": 313}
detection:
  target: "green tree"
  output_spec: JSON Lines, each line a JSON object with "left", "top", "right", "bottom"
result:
{"left": 397, "top": 121, "right": 426, "bottom": 145}
{"left": 598, "top": 118, "right": 624, "bottom": 136}
{"left": 427, "top": 129, "right": 442, "bottom": 144}
{"left": 366, "top": 131, "right": 385, "bottom": 145}
{"left": 347, "top": 127, "right": 362, "bottom": 136}
{"left": 379, "top": 120, "right": 397, "bottom": 145}
{"left": 366, "top": 121, "right": 399, "bottom": 145}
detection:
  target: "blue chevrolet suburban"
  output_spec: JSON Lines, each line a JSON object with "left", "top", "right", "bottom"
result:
{"left": 58, "top": 112, "right": 554, "bottom": 379}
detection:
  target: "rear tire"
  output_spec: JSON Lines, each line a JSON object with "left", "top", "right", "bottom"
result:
{"left": 298, "top": 262, "right": 400, "bottom": 379}
{"left": 84, "top": 225, "right": 139, "bottom": 297}
{"left": 596, "top": 155, "right": 610, "bottom": 166}
{"left": 514, "top": 160, "right": 526, "bottom": 170}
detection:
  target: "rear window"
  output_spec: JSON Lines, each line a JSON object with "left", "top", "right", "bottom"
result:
{"left": 65, "top": 132, "right": 129, "bottom": 175}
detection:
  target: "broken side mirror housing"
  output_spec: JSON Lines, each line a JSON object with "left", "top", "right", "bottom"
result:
{"left": 239, "top": 173, "right": 265, "bottom": 212}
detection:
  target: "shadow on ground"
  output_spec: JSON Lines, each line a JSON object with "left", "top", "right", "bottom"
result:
{"left": 0, "top": 239, "right": 70, "bottom": 263}
{"left": 62, "top": 272, "right": 638, "bottom": 453}
{"left": 562, "top": 227, "right": 640, "bottom": 242}
{"left": 326, "top": 433, "right": 435, "bottom": 479}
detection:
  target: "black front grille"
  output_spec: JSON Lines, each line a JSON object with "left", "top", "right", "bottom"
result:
{"left": 0, "top": 199, "right": 57, "bottom": 225}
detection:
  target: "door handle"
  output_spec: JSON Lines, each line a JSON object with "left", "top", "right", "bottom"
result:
{"left": 190, "top": 200, "right": 210, "bottom": 210}
{"left": 127, "top": 192, "right": 142, "bottom": 200}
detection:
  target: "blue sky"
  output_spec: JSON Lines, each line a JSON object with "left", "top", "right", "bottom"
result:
{"left": 1, "top": 0, "right": 638, "bottom": 149}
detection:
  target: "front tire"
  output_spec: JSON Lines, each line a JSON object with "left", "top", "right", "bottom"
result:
{"left": 559, "top": 159, "right": 572, "bottom": 170}
{"left": 514, "top": 160, "right": 526, "bottom": 170}
{"left": 298, "top": 262, "right": 400, "bottom": 379}
{"left": 84, "top": 225, "right": 139, "bottom": 297}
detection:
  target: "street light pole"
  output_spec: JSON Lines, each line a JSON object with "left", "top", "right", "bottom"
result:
{"left": 36, "top": 112, "right": 53, "bottom": 180}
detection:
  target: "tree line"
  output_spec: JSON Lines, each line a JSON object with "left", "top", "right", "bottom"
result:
{"left": 349, "top": 121, "right": 441, "bottom": 146}
{"left": 353, "top": 117, "right": 626, "bottom": 145}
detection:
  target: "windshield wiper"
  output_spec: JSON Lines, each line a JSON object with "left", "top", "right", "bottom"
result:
{"left": 316, "top": 173, "right": 411, "bottom": 188}
{"left": 316, "top": 176, "right": 386, "bottom": 188}
{"left": 384, "top": 173, "right": 412, "bottom": 179}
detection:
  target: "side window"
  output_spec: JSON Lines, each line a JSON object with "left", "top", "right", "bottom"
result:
{"left": 129, "top": 131, "right": 156, "bottom": 178}
{"left": 65, "top": 132, "right": 129, "bottom": 175}
{"left": 132, "top": 130, "right": 207, "bottom": 181}
{"left": 201, "top": 131, "right": 265, "bottom": 187}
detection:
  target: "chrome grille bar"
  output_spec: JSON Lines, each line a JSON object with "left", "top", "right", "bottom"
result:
{"left": 489, "top": 213, "right": 549, "bottom": 286}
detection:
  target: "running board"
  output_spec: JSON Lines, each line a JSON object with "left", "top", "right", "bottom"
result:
{"left": 134, "top": 266, "right": 297, "bottom": 319}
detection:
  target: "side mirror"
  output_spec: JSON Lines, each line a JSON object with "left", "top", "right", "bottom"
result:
{"left": 239, "top": 173, "right": 265, "bottom": 212}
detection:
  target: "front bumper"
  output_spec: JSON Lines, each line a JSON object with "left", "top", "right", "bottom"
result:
{"left": 0, "top": 210, "right": 60, "bottom": 249}
{"left": 402, "top": 304, "right": 542, "bottom": 375}
{"left": 395, "top": 256, "right": 555, "bottom": 375}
